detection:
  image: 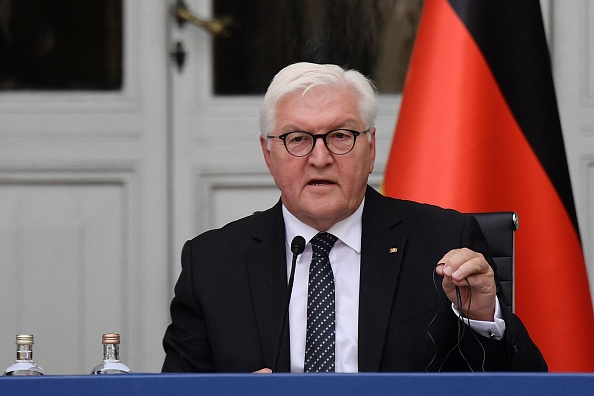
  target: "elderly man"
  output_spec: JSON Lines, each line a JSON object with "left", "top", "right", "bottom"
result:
{"left": 162, "top": 62, "right": 546, "bottom": 373}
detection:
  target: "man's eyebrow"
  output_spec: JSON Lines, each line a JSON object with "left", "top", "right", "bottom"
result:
{"left": 330, "top": 119, "right": 361, "bottom": 129}
{"left": 280, "top": 125, "right": 303, "bottom": 132}
{"left": 279, "top": 120, "right": 361, "bottom": 133}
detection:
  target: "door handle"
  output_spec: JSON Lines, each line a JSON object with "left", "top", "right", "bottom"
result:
{"left": 174, "top": 0, "right": 235, "bottom": 37}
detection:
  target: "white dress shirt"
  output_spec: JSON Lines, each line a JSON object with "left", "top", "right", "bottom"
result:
{"left": 282, "top": 200, "right": 505, "bottom": 373}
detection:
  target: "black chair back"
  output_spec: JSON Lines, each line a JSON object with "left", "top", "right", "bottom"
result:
{"left": 470, "top": 212, "right": 518, "bottom": 312}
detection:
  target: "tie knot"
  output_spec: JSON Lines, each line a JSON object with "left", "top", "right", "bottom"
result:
{"left": 311, "top": 232, "right": 338, "bottom": 257}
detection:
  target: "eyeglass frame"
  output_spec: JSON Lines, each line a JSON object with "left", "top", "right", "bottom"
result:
{"left": 266, "top": 128, "right": 371, "bottom": 157}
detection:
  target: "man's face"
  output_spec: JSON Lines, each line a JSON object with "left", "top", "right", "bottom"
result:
{"left": 260, "top": 86, "right": 376, "bottom": 231}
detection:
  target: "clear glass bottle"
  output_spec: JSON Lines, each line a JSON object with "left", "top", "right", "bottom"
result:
{"left": 3, "top": 334, "right": 45, "bottom": 376}
{"left": 90, "top": 333, "right": 131, "bottom": 374}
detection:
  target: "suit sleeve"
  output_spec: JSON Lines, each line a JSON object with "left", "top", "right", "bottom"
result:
{"left": 162, "top": 240, "right": 215, "bottom": 372}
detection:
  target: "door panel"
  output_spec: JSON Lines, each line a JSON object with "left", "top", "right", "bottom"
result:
{"left": 0, "top": 0, "right": 169, "bottom": 373}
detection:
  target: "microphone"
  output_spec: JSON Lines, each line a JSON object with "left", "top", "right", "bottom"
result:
{"left": 272, "top": 235, "right": 306, "bottom": 373}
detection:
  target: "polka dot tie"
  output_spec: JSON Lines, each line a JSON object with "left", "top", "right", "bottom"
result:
{"left": 304, "top": 232, "right": 338, "bottom": 372}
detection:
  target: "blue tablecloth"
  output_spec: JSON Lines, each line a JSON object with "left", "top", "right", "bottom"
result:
{"left": 0, "top": 372, "right": 592, "bottom": 395}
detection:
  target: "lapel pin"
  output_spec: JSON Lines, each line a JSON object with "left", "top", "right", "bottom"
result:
{"left": 389, "top": 247, "right": 398, "bottom": 254}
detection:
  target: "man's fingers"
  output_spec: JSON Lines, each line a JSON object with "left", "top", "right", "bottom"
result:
{"left": 436, "top": 248, "right": 497, "bottom": 320}
{"left": 438, "top": 248, "right": 490, "bottom": 281}
{"left": 253, "top": 368, "right": 272, "bottom": 374}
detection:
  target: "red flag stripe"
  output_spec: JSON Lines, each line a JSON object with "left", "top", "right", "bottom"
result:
{"left": 384, "top": 0, "right": 594, "bottom": 371}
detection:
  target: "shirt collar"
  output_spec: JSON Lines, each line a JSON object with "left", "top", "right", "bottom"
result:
{"left": 282, "top": 199, "right": 364, "bottom": 253}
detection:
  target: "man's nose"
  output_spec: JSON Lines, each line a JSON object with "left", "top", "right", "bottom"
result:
{"left": 308, "top": 137, "right": 333, "bottom": 162}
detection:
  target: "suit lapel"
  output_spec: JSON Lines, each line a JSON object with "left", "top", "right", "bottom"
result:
{"left": 358, "top": 187, "right": 407, "bottom": 372}
{"left": 243, "top": 189, "right": 409, "bottom": 372}
{"left": 243, "top": 202, "right": 291, "bottom": 371}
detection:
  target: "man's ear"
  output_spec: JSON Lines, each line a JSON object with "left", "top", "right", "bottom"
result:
{"left": 260, "top": 134, "right": 273, "bottom": 169}
{"left": 368, "top": 127, "right": 376, "bottom": 174}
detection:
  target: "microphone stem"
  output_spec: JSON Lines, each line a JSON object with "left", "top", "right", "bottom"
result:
{"left": 272, "top": 253, "right": 298, "bottom": 373}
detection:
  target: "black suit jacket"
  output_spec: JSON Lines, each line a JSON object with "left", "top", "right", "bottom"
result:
{"left": 162, "top": 186, "right": 546, "bottom": 372}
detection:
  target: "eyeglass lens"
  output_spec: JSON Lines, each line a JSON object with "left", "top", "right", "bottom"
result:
{"left": 284, "top": 130, "right": 356, "bottom": 156}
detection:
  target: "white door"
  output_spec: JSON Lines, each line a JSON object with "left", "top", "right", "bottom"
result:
{"left": 0, "top": 1, "right": 170, "bottom": 373}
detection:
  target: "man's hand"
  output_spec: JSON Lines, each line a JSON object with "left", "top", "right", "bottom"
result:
{"left": 435, "top": 248, "right": 496, "bottom": 321}
{"left": 253, "top": 368, "right": 272, "bottom": 373}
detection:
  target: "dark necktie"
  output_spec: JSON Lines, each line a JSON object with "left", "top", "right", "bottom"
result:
{"left": 304, "top": 232, "right": 338, "bottom": 372}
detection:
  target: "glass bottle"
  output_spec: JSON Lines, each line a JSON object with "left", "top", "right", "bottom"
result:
{"left": 3, "top": 334, "right": 45, "bottom": 376}
{"left": 90, "top": 333, "right": 131, "bottom": 374}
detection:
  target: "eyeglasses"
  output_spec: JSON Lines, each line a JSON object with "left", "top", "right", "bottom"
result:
{"left": 267, "top": 129, "right": 370, "bottom": 157}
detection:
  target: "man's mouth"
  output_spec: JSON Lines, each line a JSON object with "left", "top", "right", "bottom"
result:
{"left": 308, "top": 179, "right": 334, "bottom": 186}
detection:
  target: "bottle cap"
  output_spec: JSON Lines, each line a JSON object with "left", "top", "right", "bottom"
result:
{"left": 16, "top": 334, "right": 34, "bottom": 345}
{"left": 102, "top": 333, "right": 121, "bottom": 344}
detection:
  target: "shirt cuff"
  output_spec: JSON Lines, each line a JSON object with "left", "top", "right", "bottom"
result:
{"left": 451, "top": 297, "right": 506, "bottom": 340}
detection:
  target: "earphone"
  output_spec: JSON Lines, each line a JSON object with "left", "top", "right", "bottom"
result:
{"left": 426, "top": 267, "right": 486, "bottom": 372}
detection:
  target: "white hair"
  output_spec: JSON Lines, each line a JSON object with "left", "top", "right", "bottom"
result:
{"left": 259, "top": 62, "right": 377, "bottom": 140}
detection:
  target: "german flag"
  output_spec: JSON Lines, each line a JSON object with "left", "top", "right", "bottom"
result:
{"left": 383, "top": 0, "right": 594, "bottom": 371}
